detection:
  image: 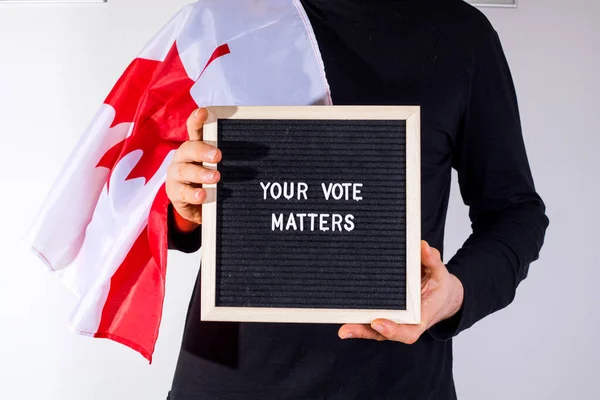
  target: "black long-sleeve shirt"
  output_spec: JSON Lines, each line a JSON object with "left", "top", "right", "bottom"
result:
{"left": 168, "top": 1, "right": 549, "bottom": 398}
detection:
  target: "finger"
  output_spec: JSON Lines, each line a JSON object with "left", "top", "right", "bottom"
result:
{"left": 371, "top": 319, "right": 424, "bottom": 345}
{"left": 169, "top": 162, "right": 221, "bottom": 185}
{"left": 421, "top": 240, "right": 443, "bottom": 270}
{"left": 187, "top": 107, "right": 209, "bottom": 141}
{"left": 338, "top": 324, "right": 387, "bottom": 341}
{"left": 168, "top": 181, "right": 206, "bottom": 205}
{"left": 174, "top": 140, "right": 222, "bottom": 164}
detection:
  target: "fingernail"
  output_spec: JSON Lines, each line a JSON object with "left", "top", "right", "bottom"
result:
{"left": 207, "top": 171, "right": 217, "bottom": 180}
{"left": 207, "top": 149, "right": 218, "bottom": 160}
{"left": 194, "top": 190, "right": 202, "bottom": 200}
{"left": 342, "top": 333, "right": 353, "bottom": 339}
{"left": 372, "top": 324, "right": 384, "bottom": 333}
{"left": 193, "top": 108, "right": 201, "bottom": 117}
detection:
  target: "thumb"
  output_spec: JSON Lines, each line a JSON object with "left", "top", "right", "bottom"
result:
{"left": 186, "top": 107, "right": 209, "bottom": 141}
{"left": 421, "top": 240, "right": 443, "bottom": 271}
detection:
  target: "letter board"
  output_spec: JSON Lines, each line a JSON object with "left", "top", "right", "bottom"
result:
{"left": 201, "top": 106, "right": 420, "bottom": 324}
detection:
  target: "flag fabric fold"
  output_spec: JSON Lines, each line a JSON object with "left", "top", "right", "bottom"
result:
{"left": 25, "top": 0, "right": 331, "bottom": 362}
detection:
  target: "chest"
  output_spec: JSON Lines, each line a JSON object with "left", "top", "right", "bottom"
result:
{"left": 308, "top": 14, "right": 471, "bottom": 170}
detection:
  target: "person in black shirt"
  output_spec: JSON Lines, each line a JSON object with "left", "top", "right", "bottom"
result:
{"left": 164, "top": 0, "right": 549, "bottom": 398}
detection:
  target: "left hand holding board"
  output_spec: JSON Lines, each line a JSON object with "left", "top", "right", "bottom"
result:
{"left": 338, "top": 240, "right": 464, "bottom": 344}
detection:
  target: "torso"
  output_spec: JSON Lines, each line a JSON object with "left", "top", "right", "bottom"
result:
{"left": 170, "top": 1, "right": 492, "bottom": 398}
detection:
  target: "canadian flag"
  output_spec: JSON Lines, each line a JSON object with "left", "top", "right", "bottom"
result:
{"left": 25, "top": 0, "right": 331, "bottom": 362}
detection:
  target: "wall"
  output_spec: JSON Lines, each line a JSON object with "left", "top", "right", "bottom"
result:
{"left": 0, "top": 1, "right": 196, "bottom": 399}
{"left": 0, "top": 0, "right": 597, "bottom": 399}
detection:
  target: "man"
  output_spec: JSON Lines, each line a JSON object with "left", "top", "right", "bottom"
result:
{"left": 165, "top": 0, "right": 549, "bottom": 398}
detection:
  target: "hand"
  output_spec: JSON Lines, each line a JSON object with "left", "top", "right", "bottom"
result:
{"left": 165, "top": 108, "right": 222, "bottom": 232}
{"left": 338, "top": 240, "right": 464, "bottom": 344}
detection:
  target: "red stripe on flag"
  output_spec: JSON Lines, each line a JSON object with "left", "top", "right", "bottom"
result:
{"left": 94, "top": 225, "right": 162, "bottom": 362}
{"left": 93, "top": 41, "right": 231, "bottom": 361}
{"left": 94, "top": 187, "right": 171, "bottom": 362}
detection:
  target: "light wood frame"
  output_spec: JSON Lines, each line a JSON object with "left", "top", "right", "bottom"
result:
{"left": 201, "top": 106, "right": 421, "bottom": 324}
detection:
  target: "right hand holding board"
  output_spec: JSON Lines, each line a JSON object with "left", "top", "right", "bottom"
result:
{"left": 166, "top": 108, "right": 222, "bottom": 231}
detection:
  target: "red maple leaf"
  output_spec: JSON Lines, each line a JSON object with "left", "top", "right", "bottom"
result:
{"left": 97, "top": 42, "right": 231, "bottom": 184}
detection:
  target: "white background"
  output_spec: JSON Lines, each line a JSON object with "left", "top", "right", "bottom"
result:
{"left": 0, "top": 0, "right": 598, "bottom": 399}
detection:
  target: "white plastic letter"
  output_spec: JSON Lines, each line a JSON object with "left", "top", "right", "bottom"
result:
{"left": 271, "top": 183, "right": 282, "bottom": 200}
{"left": 272, "top": 213, "right": 284, "bottom": 231}
{"left": 353, "top": 183, "right": 363, "bottom": 201}
{"left": 285, "top": 213, "right": 297, "bottom": 230}
{"left": 320, "top": 214, "right": 330, "bottom": 231}
{"left": 344, "top": 214, "right": 355, "bottom": 232}
{"left": 321, "top": 183, "right": 333, "bottom": 200}
{"left": 332, "top": 214, "right": 343, "bottom": 232}
{"left": 283, "top": 182, "right": 294, "bottom": 200}
{"left": 298, "top": 182, "right": 308, "bottom": 200}
{"left": 260, "top": 182, "right": 271, "bottom": 200}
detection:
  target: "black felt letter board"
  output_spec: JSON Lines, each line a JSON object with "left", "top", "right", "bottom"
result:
{"left": 201, "top": 106, "right": 420, "bottom": 325}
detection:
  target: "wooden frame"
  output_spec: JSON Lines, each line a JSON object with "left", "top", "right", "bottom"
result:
{"left": 201, "top": 106, "right": 421, "bottom": 324}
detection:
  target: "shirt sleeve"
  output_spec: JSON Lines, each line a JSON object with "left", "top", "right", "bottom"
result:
{"left": 167, "top": 204, "right": 202, "bottom": 254}
{"left": 428, "top": 30, "right": 549, "bottom": 340}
